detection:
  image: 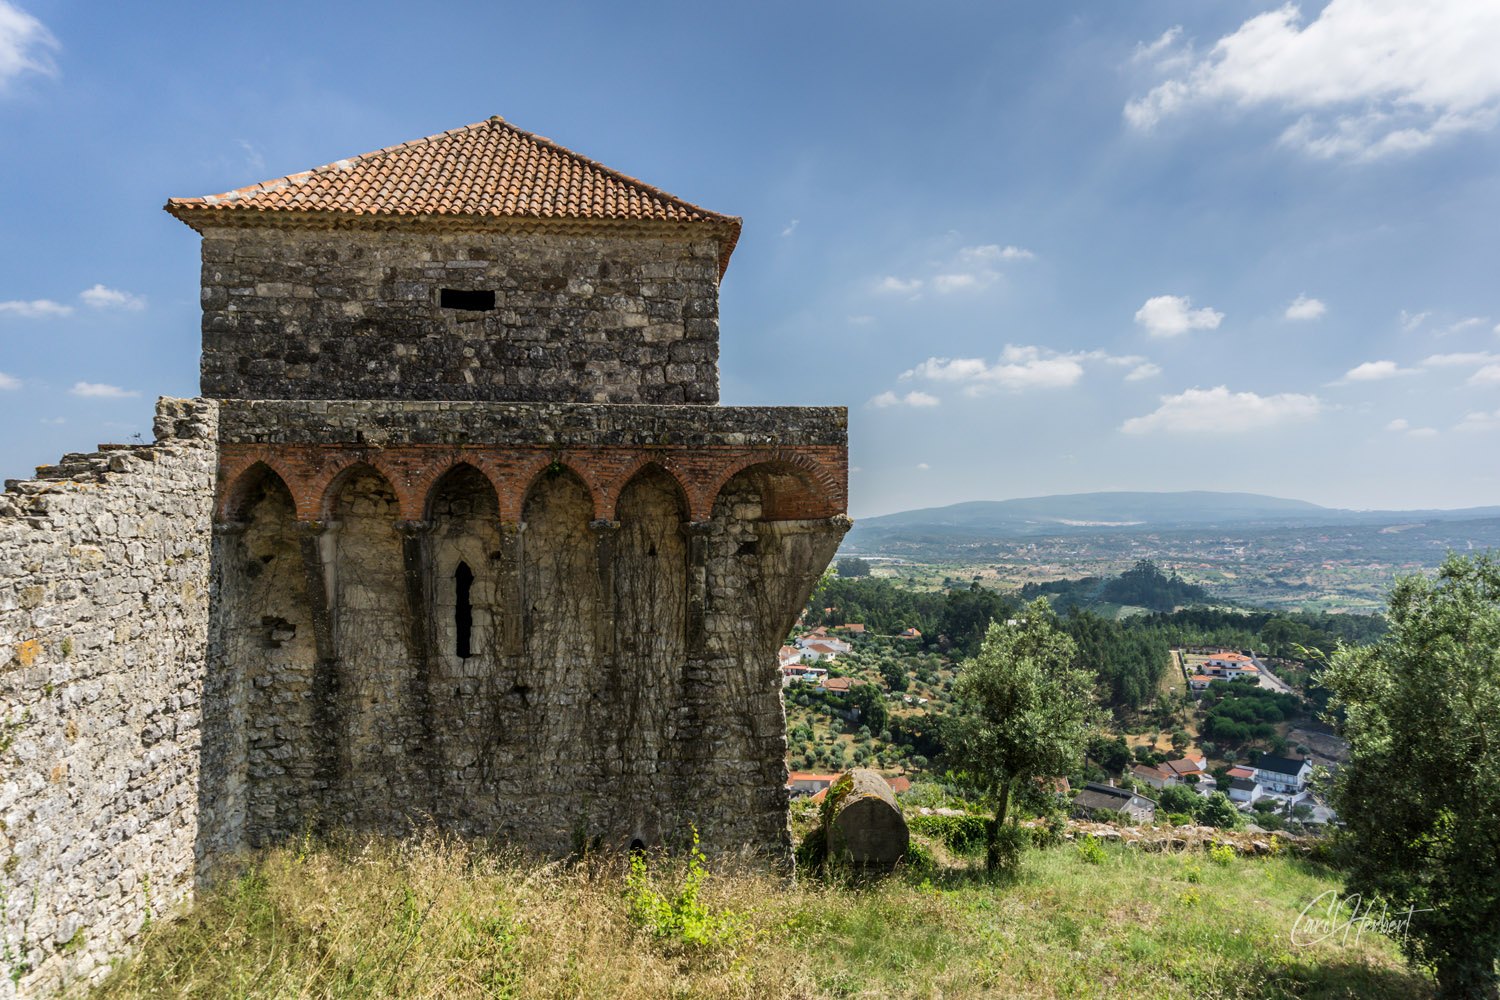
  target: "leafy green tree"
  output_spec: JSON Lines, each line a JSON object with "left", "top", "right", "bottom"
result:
{"left": 1323, "top": 555, "right": 1500, "bottom": 1000}
{"left": 1157, "top": 784, "right": 1201, "bottom": 819}
{"left": 1087, "top": 733, "right": 1131, "bottom": 774}
{"left": 880, "top": 658, "right": 909, "bottom": 692}
{"left": 846, "top": 682, "right": 889, "bottom": 735}
{"left": 836, "top": 557, "right": 872, "bottom": 578}
{"left": 948, "top": 598, "right": 1101, "bottom": 870}
{"left": 1197, "top": 792, "right": 1241, "bottom": 830}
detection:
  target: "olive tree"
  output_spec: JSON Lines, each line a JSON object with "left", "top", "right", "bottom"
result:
{"left": 949, "top": 598, "right": 1101, "bottom": 870}
{"left": 1323, "top": 555, "right": 1500, "bottom": 999}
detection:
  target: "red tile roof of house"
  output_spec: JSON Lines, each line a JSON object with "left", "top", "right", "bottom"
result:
{"left": 786, "top": 772, "right": 840, "bottom": 785}
{"left": 1227, "top": 766, "right": 1255, "bottom": 779}
{"left": 822, "top": 676, "right": 855, "bottom": 692}
{"left": 165, "top": 116, "right": 741, "bottom": 274}
{"left": 885, "top": 776, "right": 912, "bottom": 794}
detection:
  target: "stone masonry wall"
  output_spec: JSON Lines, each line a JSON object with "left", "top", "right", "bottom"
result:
{"left": 0, "top": 399, "right": 218, "bottom": 998}
{"left": 199, "top": 228, "right": 722, "bottom": 404}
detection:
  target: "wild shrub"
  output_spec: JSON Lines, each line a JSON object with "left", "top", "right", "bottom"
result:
{"left": 1075, "top": 835, "right": 1106, "bottom": 865}
{"left": 624, "top": 829, "right": 739, "bottom": 953}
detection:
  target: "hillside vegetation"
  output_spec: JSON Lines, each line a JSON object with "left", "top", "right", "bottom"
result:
{"left": 86, "top": 833, "right": 1428, "bottom": 1000}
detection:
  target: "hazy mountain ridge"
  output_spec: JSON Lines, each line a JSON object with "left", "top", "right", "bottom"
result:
{"left": 851, "top": 491, "right": 1500, "bottom": 541}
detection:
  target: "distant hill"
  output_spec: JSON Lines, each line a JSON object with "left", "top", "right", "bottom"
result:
{"left": 847, "top": 491, "right": 1500, "bottom": 545}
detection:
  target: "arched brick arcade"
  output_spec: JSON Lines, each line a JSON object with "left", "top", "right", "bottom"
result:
{"left": 209, "top": 419, "right": 850, "bottom": 855}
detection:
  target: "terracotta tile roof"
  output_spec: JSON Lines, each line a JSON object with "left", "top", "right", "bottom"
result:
{"left": 165, "top": 116, "right": 741, "bottom": 274}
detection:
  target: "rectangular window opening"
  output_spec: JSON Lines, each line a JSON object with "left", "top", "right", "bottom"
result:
{"left": 440, "top": 288, "right": 496, "bottom": 312}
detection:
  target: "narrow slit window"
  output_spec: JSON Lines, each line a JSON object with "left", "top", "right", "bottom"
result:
{"left": 440, "top": 288, "right": 496, "bottom": 311}
{"left": 455, "top": 561, "right": 475, "bottom": 659}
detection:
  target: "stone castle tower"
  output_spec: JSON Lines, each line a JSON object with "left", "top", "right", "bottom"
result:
{"left": 0, "top": 117, "right": 846, "bottom": 995}
{"left": 168, "top": 117, "right": 850, "bottom": 858}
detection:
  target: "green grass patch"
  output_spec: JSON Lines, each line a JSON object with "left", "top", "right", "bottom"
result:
{"left": 85, "top": 832, "right": 1431, "bottom": 1000}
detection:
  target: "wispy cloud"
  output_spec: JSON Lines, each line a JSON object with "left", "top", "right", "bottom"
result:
{"left": 1422, "top": 351, "right": 1500, "bottom": 367}
{"left": 70, "top": 381, "right": 138, "bottom": 399}
{"left": 0, "top": 371, "right": 18, "bottom": 390}
{"left": 1469, "top": 364, "right": 1500, "bottom": 386}
{"left": 1134, "top": 294, "right": 1223, "bottom": 338}
{"left": 1456, "top": 409, "right": 1500, "bottom": 433}
{"left": 0, "top": 298, "right": 72, "bottom": 318}
{"left": 873, "top": 242, "right": 1033, "bottom": 299}
{"left": 877, "top": 276, "right": 922, "bottom": 296}
{"left": 1285, "top": 295, "right": 1326, "bottom": 321}
{"left": 1125, "top": 1, "right": 1500, "bottom": 160}
{"left": 781, "top": 219, "right": 799, "bottom": 237}
{"left": 1121, "top": 385, "right": 1322, "bottom": 434}
{"left": 1335, "top": 360, "right": 1419, "bottom": 384}
{"left": 0, "top": 1, "right": 58, "bottom": 90}
{"left": 1400, "top": 309, "right": 1430, "bottom": 332}
{"left": 960, "top": 244, "right": 1036, "bottom": 263}
{"left": 900, "top": 345, "right": 1154, "bottom": 396}
{"left": 1386, "top": 418, "right": 1438, "bottom": 438}
{"left": 868, "top": 390, "right": 940, "bottom": 409}
{"left": 80, "top": 284, "right": 146, "bottom": 310}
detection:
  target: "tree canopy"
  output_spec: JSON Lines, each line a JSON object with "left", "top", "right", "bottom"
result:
{"left": 948, "top": 598, "right": 1101, "bottom": 870}
{"left": 1323, "top": 554, "right": 1500, "bottom": 1000}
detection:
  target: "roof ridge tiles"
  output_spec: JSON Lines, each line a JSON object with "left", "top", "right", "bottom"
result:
{"left": 163, "top": 115, "right": 742, "bottom": 274}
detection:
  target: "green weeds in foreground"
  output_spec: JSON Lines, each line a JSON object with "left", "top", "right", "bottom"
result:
{"left": 84, "top": 833, "right": 1432, "bottom": 1000}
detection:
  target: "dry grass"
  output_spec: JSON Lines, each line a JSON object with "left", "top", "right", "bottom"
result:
{"left": 83, "top": 831, "right": 1432, "bottom": 1000}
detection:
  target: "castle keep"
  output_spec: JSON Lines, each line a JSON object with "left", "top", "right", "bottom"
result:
{"left": 0, "top": 118, "right": 848, "bottom": 994}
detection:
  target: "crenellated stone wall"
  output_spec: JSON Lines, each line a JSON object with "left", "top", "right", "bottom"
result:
{"left": 198, "top": 228, "right": 722, "bottom": 404}
{"left": 0, "top": 399, "right": 219, "bottom": 997}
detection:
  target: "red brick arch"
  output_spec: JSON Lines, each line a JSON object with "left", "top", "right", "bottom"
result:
{"left": 601, "top": 455, "right": 693, "bottom": 521}
{"left": 419, "top": 459, "right": 506, "bottom": 521}
{"left": 514, "top": 455, "right": 607, "bottom": 523}
{"left": 316, "top": 459, "right": 417, "bottom": 522}
{"left": 216, "top": 456, "right": 307, "bottom": 522}
{"left": 701, "top": 451, "right": 844, "bottom": 522}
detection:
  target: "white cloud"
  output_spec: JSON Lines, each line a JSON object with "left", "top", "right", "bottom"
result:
{"left": 961, "top": 244, "right": 1035, "bottom": 263}
{"left": 1423, "top": 351, "right": 1500, "bottom": 367}
{"left": 1134, "top": 294, "right": 1224, "bottom": 338}
{"left": 1125, "top": 1, "right": 1500, "bottom": 160}
{"left": 70, "top": 381, "right": 138, "bottom": 399}
{"left": 1285, "top": 294, "right": 1326, "bottom": 321}
{"left": 1456, "top": 409, "right": 1500, "bottom": 432}
{"left": 0, "top": 298, "right": 71, "bottom": 318}
{"left": 0, "top": 1, "right": 57, "bottom": 89}
{"left": 1386, "top": 417, "right": 1438, "bottom": 437}
{"left": 901, "top": 346, "right": 1159, "bottom": 394}
{"left": 1469, "top": 364, "right": 1500, "bottom": 386}
{"left": 781, "top": 219, "right": 799, "bottom": 237}
{"left": 902, "top": 346, "right": 1086, "bottom": 393}
{"left": 80, "top": 284, "right": 146, "bottom": 310}
{"left": 1340, "top": 360, "right": 1418, "bottom": 382}
{"left": 1443, "top": 316, "right": 1489, "bottom": 335}
{"left": 877, "top": 276, "right": 923, "bottom": 295}
{"left": 932, "top": 273, "right": 986, "bottom": 294}
{"left": 868, "top": 390, "right": 940, "bottom": 409}
{"left": 1400, "top": 309, "right": 1430, "bottom": 332}
{"left": 1121, "top": 385, "right": 1322, "bottom": 434}
{"left": 847, "top": 314, "right": 874, "bottom": 326}
{"left": 916, "top": 463, "right": 930, "bottom": 471}
{"left": 0, "top": 371, "right": 18, "bottom": 390}
{"left": 1133, "top": 26, "right": 1184, "bottom": 64}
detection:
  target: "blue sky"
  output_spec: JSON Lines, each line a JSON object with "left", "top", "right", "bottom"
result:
{"left": 3, "top": 1, "right": 1500, "bottom": 517}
